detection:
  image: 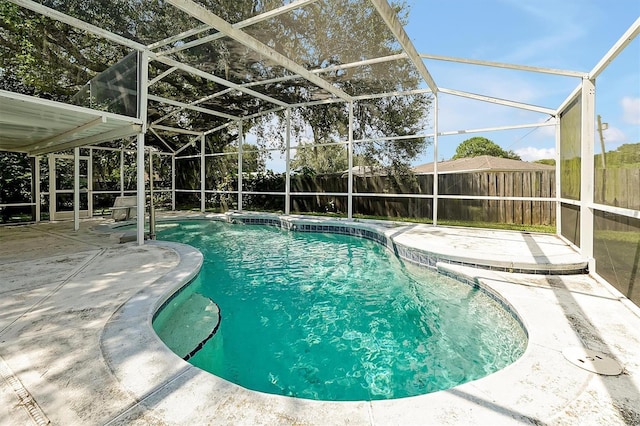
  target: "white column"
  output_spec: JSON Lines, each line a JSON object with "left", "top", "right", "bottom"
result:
{"left": 237, "top": 122, "right": 243, "bottom": 212}
{"left": 555, "top": 116, "right": 562, "bottom": 236}
{"left": 34, "top": 156, "right": 40, "bottom": 222}
{"left": 48, "top": 154, "right": 55, "bottom": 221}
{"left": 200, "top": 134, "right": 206, "bottom": 213}
{"left": 432, "top": 94, "right": 439, "bottom": 226}
{"left": 120, "top": 148, "right": 125, "bottom": 196}
{"left": 73, "top": 147, "right": 80, "bottom": 231}
{"left": 285, "top": 109, "right": 291, "bottom": 215}
{"left": 580, "top": 78, "right": 596, "bottom": 269}
{"left": 136, "top": 50, "right": 149, "bottom": 245}
{"left": 171, "top": 154, "right": 176, "bottom": 211}
{"left": 136, "top": 135, "right": 146, "bottom": 245}
{"left": 347, "top": 102, "right": 354, "bottom": 219}
{"left": 88, "top": 148, "right": 93, "bottom": 217}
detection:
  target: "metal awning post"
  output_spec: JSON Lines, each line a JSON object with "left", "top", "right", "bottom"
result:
{"left": 200, "top": 134, "right": 206, "bottom": 212}
{"left": 73, "top": 146, "right": 80, "bottom": 231}
{"left": 347, "top": 102, "right": 354, "bottom": 219}
{"left": 136, "top": 50, "right": 149, "bottom": 245}
{"left": 237, "top": 121, "right": 243, "bottom": 212}
{"left": 433, "top": 95, "right": 439, "bottom": 226}
{"left": 149, "top": 149, "right": 156, "bottom": 240}
{"left": 285, "top": 108, "right": 291, "bottom": 215}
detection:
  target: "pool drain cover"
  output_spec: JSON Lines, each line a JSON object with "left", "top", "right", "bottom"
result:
{"left": 562, "top": 347, "right": 622, "bottom": 376}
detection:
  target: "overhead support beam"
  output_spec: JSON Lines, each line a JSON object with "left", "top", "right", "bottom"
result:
{"left": 148, "top": 94, "right": 239, "bottom": 120}
{"left": 149, "top": 128, "right": 177, "bottom": 153}
{"left": 420, "top": 53, "right": 587, "bottom": 78}
{"left": 437, "top": 121, "right": 555, "bottom": 137}
{"left": 28, "top": 124, "right": 142, "bottom": 156}
{"left": 439, "top": 88, "right": 556, "bottom": 115}
{"left": 148, "top": 67, "right": 178, "bottom": 86}
{"left": 369, "top": 0, "right": 438, "bottom": 94}
{"left": 148, "top": 24, "right": 211, "bottom": 50}
{"left": 151, "top": 90, "right": 234, "bottom": 126}
{"left": 166, "top": 0, "right": 353, "bottom": 102}
{"left": 9, "top": 0, "right": 148, "bottom": 52}
{"left": 150, "top": 124, "right": 203, "bottom": 136}
{"left": 589, "top": 16, "right": 640, "bottom": 80}
{"left": 353, "top": 88, "right": 433, "bottom": 101}
{"left": 154, "top": 56, "right": 290, "bottom": 108}
{"left": 159, "top": 0, "right": 319, "bottom": 55}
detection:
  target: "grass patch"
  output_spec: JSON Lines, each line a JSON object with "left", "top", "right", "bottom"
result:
{"left": 352, "top": 214, "right": 555, "bottom": 233}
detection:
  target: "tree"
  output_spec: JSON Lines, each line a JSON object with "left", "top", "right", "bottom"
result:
{"left": 452, "top": 137, "right": 521, "bottom": 160}
{"left": 535, "top": 159, "right": 555, "bottom": 166}
{"left": 291, "top": 143, "right": 349, "bottom": 175}
{"left": 2, "top": 1, "right": 430, "bottom": 192}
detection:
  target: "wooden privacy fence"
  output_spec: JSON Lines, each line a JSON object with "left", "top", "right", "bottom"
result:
{"left": 595, "top": 168, "right": 640, "bottom": 211}
{"left": 289, "top": 170, "right": 556, "bottom": 226}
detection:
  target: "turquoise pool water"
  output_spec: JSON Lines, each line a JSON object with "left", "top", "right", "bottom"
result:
{"left": 152, "top": 220, "right": 527, "bottom": 401}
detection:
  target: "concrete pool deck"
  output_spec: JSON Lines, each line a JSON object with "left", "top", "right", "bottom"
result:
{"left": 1, "top": 214, "right": 639, "bottom": 425}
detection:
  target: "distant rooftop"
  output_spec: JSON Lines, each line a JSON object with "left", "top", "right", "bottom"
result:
{"left": 413, "top": 155, "right": 554, "bottom": 175}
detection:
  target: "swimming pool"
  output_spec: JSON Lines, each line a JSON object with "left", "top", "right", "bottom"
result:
{"left": 152, "top": 219, "right": 527, "bottom": 401}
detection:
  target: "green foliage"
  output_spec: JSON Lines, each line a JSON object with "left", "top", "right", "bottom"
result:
{"left": 535, "top": 159, "right": 556, "bottom": 166}
{"left": 291, "top": 144, "right": 349, "bottom": 175}
{"left": 596, "top": 142, "right": 640, "bottom": 169}
{"left": 0, "top": 152, "right": 31, "bottom": 204}
{"left": 2, "top": 1, "right": 431, "bottom": 197}
{"left": 0, "top": 152, "right": 33, "bottom": 222}
{"left": 352, "top": 214, "right": 554, "bottom": 233}
{"left": 452, "top": 137, "right": 521, "bottom": 160}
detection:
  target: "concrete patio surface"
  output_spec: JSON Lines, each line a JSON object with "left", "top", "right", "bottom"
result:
{"left": 1, "top": 215, "right": 639, "bottom": 425}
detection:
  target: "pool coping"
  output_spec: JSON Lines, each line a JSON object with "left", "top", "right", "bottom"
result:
{"left": 99, "top": 213, "right": 640, "bottom": 424}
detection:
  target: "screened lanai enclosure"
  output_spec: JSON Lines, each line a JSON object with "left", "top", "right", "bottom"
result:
{"left": 0, "top": 1, "right": 639, "bottom": 305}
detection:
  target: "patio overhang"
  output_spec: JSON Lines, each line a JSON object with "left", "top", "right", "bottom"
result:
{"left": 0, "top": 90, "right": 143, "bottom": 156}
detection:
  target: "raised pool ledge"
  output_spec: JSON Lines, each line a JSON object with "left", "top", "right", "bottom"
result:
{"left": 220, "top": 211, "right": 588, "bottom": 275}
{"left": 98, "top": 213, "right": 640, "bottom": 424}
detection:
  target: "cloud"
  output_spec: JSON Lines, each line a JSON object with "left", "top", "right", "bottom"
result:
{"left": 621, "top": 96, "right": 640, "bottom": 125}
{"left": 515, "top": 146, "right": 556, "bottom": 161}
{"left": 602, "top": 126, "right": 628, "bottom": 144}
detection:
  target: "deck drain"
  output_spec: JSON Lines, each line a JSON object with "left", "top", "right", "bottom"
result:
{"left": 562, "top": 347, "right": 622, "bottom": 376}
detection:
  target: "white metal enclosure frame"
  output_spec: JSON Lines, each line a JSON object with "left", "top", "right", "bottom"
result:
{"left": 0, "top": 0, "right": 638, "bottom": 292}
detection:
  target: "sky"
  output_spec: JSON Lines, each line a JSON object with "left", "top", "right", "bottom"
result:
{"left": 404, "top": 0, "right": 640, "bottom": 163}
{"left": 261, "top": 0, "right": 639, "bottom": 171}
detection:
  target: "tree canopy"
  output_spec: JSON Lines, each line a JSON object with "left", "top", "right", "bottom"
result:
{"left": 1, "top": 0, "right": 430, "bottom": 175}
{"left": 452, "top": 137, "right": 521, "bottom": 160}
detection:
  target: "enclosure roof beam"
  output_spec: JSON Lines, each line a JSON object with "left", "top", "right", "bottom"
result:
{"left": 11, "top": 0, "right": 288, "bottom": 114}
{"left": 150, "top": 124, "right": 203, "bottom": 136}
{"left": 174, "top": 137, "right": 200, "bottom": 155}
{"left": 148, "top": 24, "right": 211, "bottom": 50}
{"left": 148, "top": 94, "right": 239, "bottom": 121}
{"left": 154, "top": 56, "right": 290, "bottom": 108}
{"left": 149, "top": 128, "right": 177, "bottom": 153}
{"left": 589, "top": 16, "right": 640, "bottom": 80}
{"left": 437, "top": 120, "right": 556, "bottom": 137}
{"left": 369, "top": 0, "right": 438, "bottom": 94}
{"left": 166, "top": 0, "right": 353, "bottom": 102}
{"left": 556, "top": 83, "right": 582, "bottom": 115}
{"left": 159, "top": 0, "right": 320, "bottom": 56}
{"left": 189, "top": 53, "right": 410, "bottom": 106}
{"left": 440, "top": 88, "right": 556, "bottom": 115}
{"left": 149, "top": 67, "right": 178, "bottom": 86}
{"left": 203, "top": 122, "right": 235, "bottom": 136}
{"left": 9, "top": 0, "right": 148, "bottom": 52}
{"left": 420, "top": 53, "right": 587, "bottom": 78}
{"left": 151, "top": 90, "right": 234, "bottom": 126}
{"left": 353, "top": 88, "right": 433, "bottom": 101}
